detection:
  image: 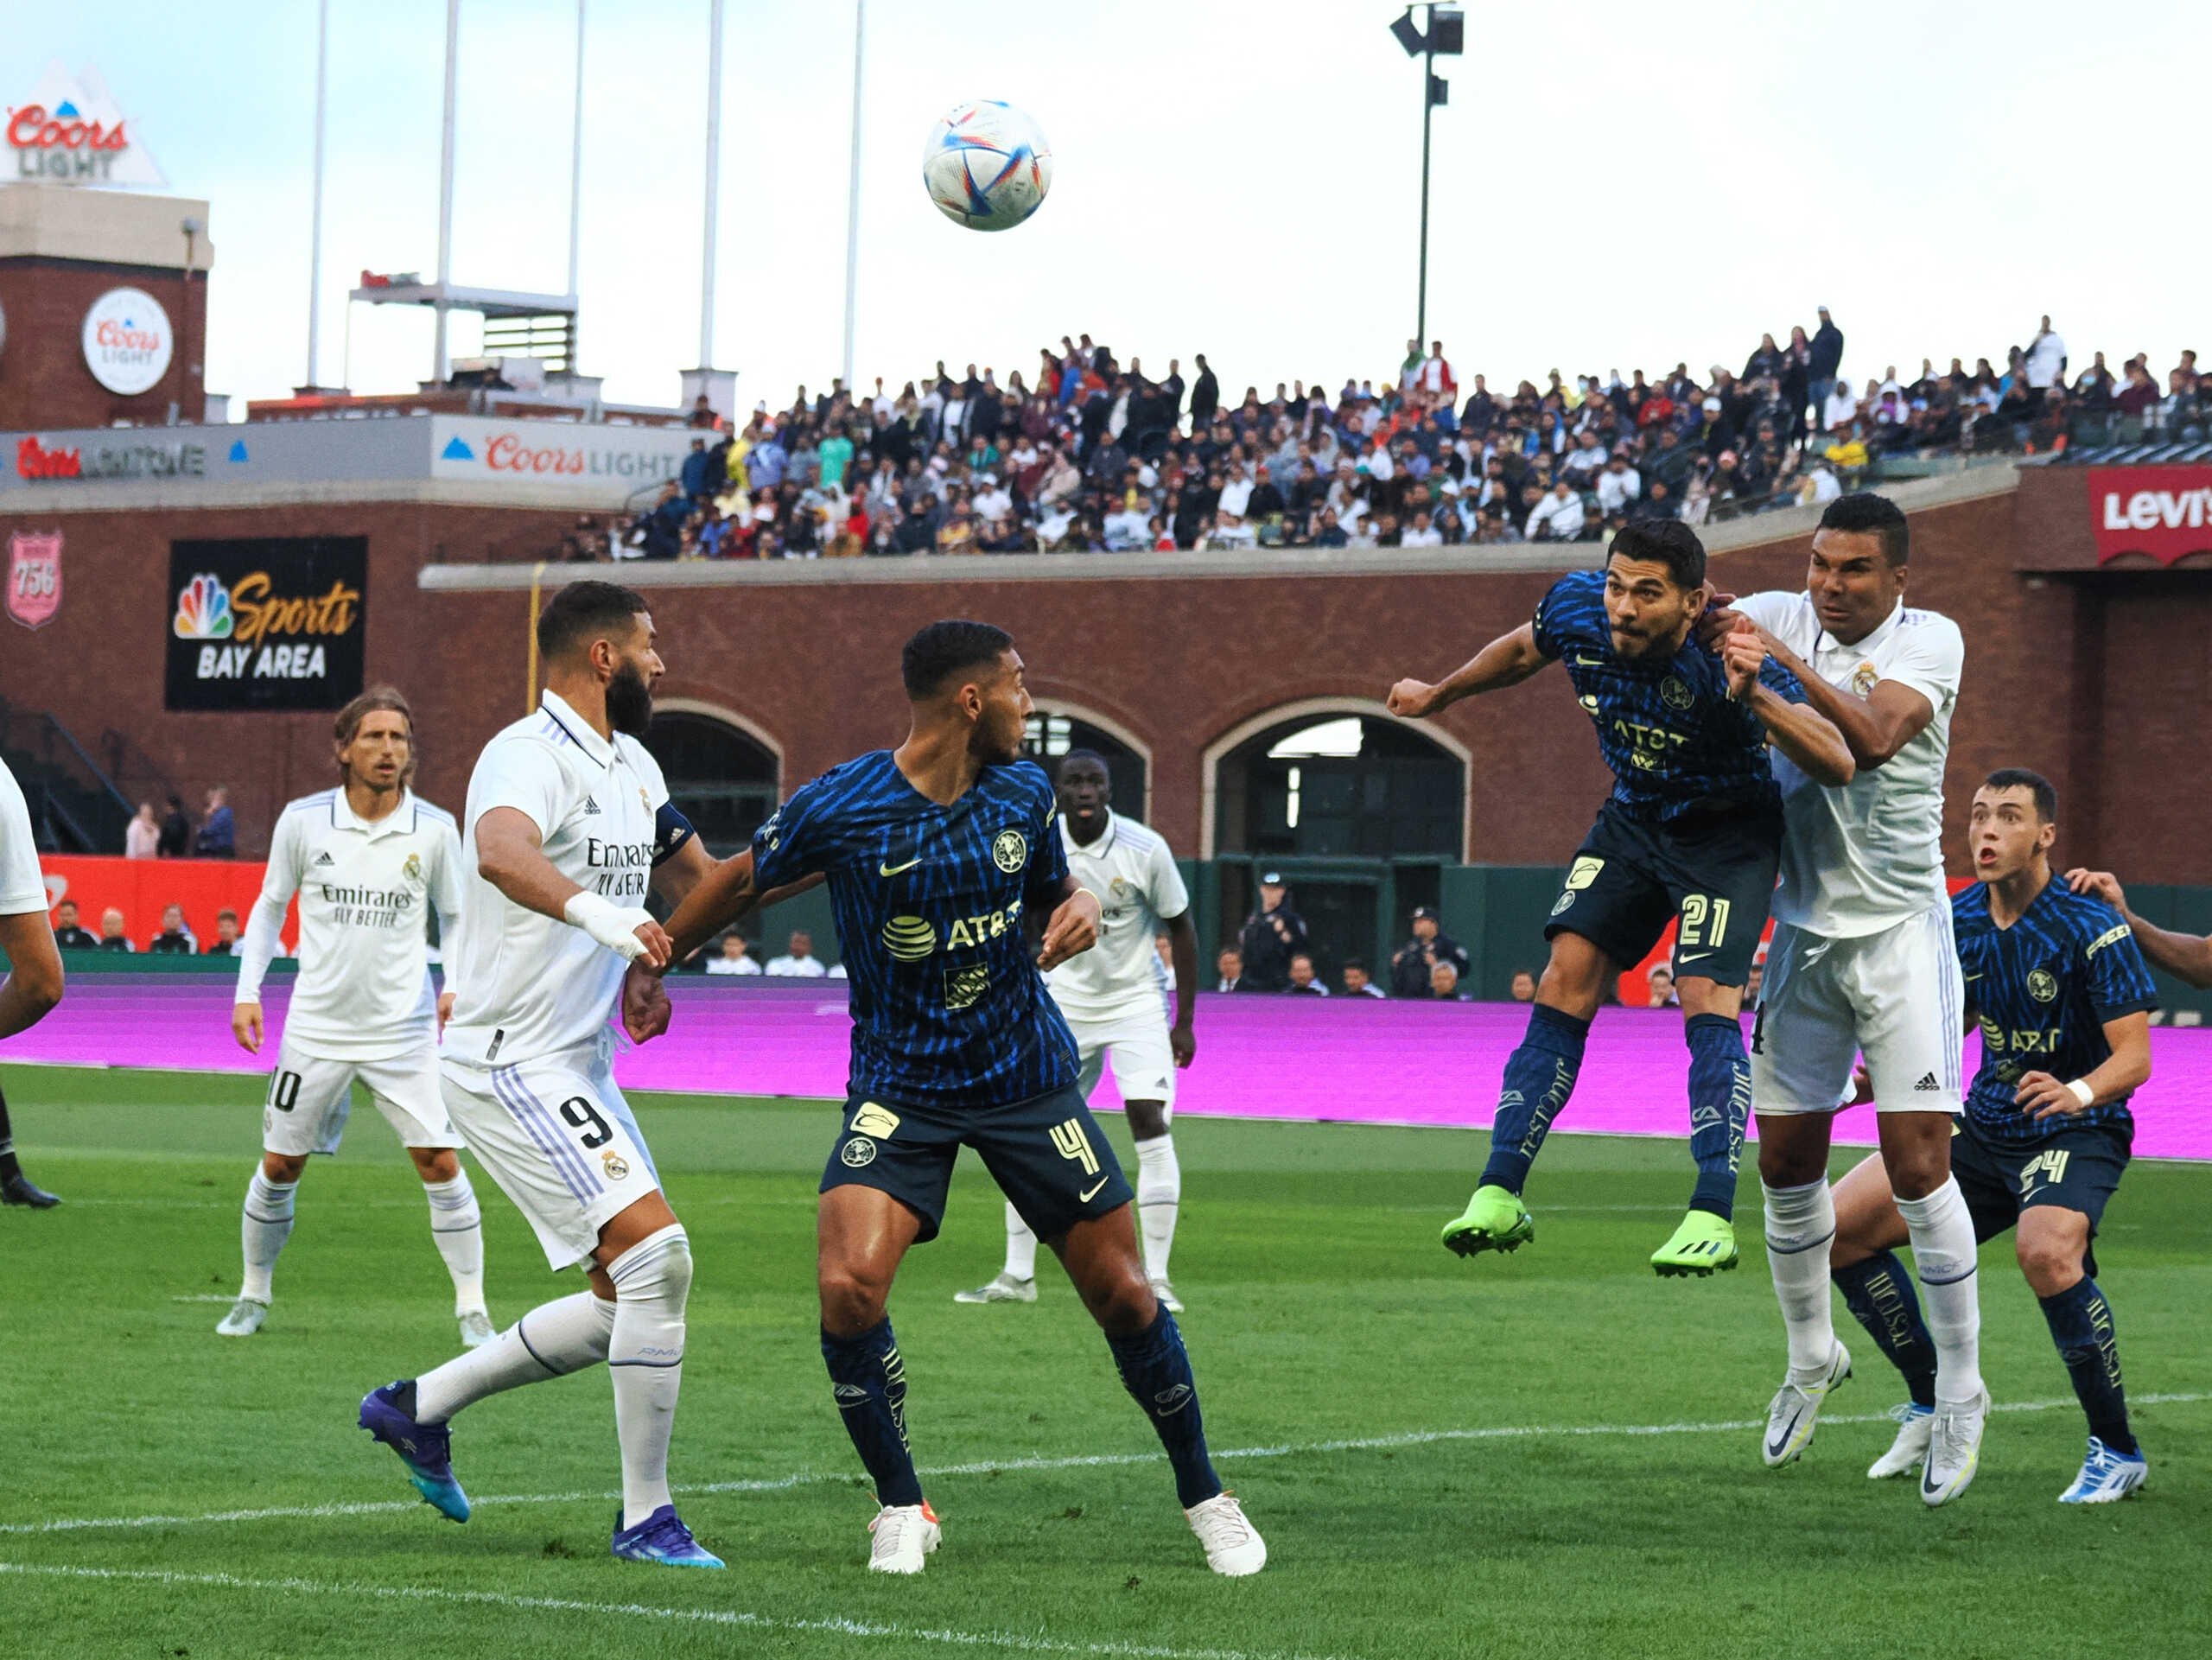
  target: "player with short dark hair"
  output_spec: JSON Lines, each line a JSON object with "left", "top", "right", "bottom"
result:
{"left": 647, "top": 619, "right": 1265, "bottom": 1577}
{"left": 0, "top": 754, "right": 67, "bottom": 1208}
{"left": 1828, "top": 769, "right": 2156, "bottom": 1503}
{"left": 1388, "top": 520, "right": 1855, "bottom": 1275}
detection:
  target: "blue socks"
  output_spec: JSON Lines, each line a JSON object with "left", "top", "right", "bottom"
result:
{"left": 821, "top": 1320, "right": 924, "bottom": 1507}
{"left": 2039, "top": 1277, "right": 2136, "bottom": 1455}
{"left": 1106, "top": 1306, "right": 1221, "bottom": 1509}
{"left": 1684, "top": 1013, "right": 1752, "bottom": 1219}
{"left": 1833, "top": 1250, "right": 1938, "bottom": 1409}
{"left": 1480, "top": 1004, "right": 1591, "bottom": 1195}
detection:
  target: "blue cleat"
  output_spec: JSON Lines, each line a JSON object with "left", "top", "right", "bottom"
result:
{"left": 2058, "top": 1436, "right": 2147, "bottom": 1504}
{"left": 611, "top": 1504, "right": 726, "bottom": 1568}
{"left": 358, "top": 1381, "right": 470, "bottom": 1523}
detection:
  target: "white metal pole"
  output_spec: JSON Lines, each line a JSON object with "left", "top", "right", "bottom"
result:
{"left": 841, "top": 0, "right": 865, "bottom": 391}
{"left": 566, "top": 0, "right": 586, "bottom": 304}
{"left": 433, "top": 0, "right": 461, "bottom": 384}
{"left": 699, "top": 0, "right": 723, "bottom": 370}
{"left": 306, "top": 0, "right": 329, "bottom": 388}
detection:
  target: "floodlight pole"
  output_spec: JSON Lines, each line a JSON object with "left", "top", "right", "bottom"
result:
{"left": 699, "top": 0, "right": 723, "bottom": 370}
{"left": 567, "top": 0, "right": 586, "bottom": 307}
{"left": 841, "top": 0, "right": 866, "bottom": 392}
{"left": 1417, "top": 26, "right": 1433, "bottom": 347}
{"left": 306, "top": 0, "right": 329, "bottom": 388}
{"left": 433, "top": 0, "right": 460, "bottom": 385}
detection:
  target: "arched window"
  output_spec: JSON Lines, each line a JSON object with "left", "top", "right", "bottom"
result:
{"left": 640, "top": 710, "right": 779, "bottom": 856}
{"left": 1023, "top": 709, "right": 1147, "bottom": 823}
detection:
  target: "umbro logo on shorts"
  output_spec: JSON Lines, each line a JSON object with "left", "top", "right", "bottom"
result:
{"left": 1914, "top": 1072, "right": 1941, "bottom": 1091}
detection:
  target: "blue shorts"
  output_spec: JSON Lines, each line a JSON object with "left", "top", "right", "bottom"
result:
{"left": 821, "top": 1082, "right": 1135, "bottom": 1244}
{"left": 1545, "top": 799, "right": 1783, "bottom": 987}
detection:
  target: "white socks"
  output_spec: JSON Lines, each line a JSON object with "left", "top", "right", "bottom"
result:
{"left": 239, "top": 1168, "right": 297, "bottom": 1302}
{"left": 607, "top": 1224, "right": 693, "bottom": 1529}
{"left": 416, "top": 1291, "right": 616, "bottom": 1423}
{"left": 1895, "top": 1177, "right": 1984, "bottom": 1404}
{"left": 1762, "top": 1178, "right": 1837, "bottom": 1377}
{"left": 1135, "top": 1134, "right": 1181, "bottom": 1283}
{"left": 422, "top": 1172, "right": 487, "bottom": 1315}
{"left": 1002, "top": 1200, "right": 1039, "bottom": 1282}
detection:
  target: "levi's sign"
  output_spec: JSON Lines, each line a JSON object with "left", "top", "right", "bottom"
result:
{"left": 2090, "top": 467, "right": 2212, "bottom": 567}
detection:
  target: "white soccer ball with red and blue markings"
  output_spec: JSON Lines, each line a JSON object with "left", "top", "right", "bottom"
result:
{"left": 921, "top": 100, "right": 1052, "bottom": 232}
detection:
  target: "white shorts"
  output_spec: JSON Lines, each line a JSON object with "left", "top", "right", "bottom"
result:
{"left": 439, "top": 1039, "right": 661, "bottom": 1270}
{"left": 1751, "top": 903, "right": 1965, "bottom": 1116}
{"left": 1069, "top": 1009, "right": 1177, "bottom": 1115}
{"left": 262, "top": 1034, "right": 461, "bottom": 1158}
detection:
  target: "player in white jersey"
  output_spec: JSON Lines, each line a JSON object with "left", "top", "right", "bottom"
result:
{"left": 220, "top": 690, "right": 484, "bottom": 1343}
{"left": 1708, "top": 493, "right": 1987, "bottom": 1505}
{"left": 354, "top": 581, "right": 727, "bottom": 1570}
{"left": 0, "top": 754, "right": 67, "bottom": 1208}
{"left": 957, "top": 750, "right": 1199, "bottom": 1310}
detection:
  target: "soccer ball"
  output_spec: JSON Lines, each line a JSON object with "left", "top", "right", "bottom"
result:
{"left": 921, "top": 100, "right": 1052, "bottom": 232}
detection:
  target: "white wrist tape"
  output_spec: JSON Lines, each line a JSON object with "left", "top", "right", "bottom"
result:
{"left": 563, "top": 890, "right": 655, "bottom": 961}
{"left": 2065, "top": 1078, "right": 2095, "bottom": 1110}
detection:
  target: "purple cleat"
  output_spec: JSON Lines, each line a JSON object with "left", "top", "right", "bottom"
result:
{"left": 610, "top": 1504, "right": 725, "bottom": 1568}
{"left": 358, "top": 1381, "right": 469, "bottom": 1523}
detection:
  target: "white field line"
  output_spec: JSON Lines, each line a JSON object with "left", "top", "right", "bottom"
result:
{"left": 9, "top": 1391, "right": 2207, "bottom": 1539}
{"left": 0, "top": 1563, "right": 1350, "bottom": 1660}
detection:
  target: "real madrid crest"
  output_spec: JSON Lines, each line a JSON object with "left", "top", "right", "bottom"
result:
{"left": 992, "top": 829, "right": 1028, "bottom": 873}
{"left": 403, "top": 852, "right": 423, "bottom": 883}
{"left": 1851, "top": 662, "right": 1880, "bottom": 696}
{"left": 601, "top": 1151, "right": 630, "bottom": 1180}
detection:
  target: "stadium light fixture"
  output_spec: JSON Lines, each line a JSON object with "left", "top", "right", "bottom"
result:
{"left": 1391, "top": 5, "right": 1465, "bottom": 347}
{"left": 1390, "top": 9, "right": 1427, "bottom": 56}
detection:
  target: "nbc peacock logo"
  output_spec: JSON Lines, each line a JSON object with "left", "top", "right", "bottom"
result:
{"left": 172, "top": 573, "right": 233, "bottom": 639}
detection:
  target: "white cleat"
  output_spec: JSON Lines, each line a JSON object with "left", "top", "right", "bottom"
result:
{"left": 215, "top": 1298, "right": 269, "bottom": 1338}
{"left": 1149, "top": 1278, "right": 1185, "bottom": 1314}
{"left": 1185, "top": 1491, "right": 1266, "bottom": 1577}
{"left": 952, "top": 1272, "right": 1036, "bottom": 1305}
{"left": 457, "top": 1310, "right": 496, "bottom": 1350}
{"left": 867, "top": 1502, "right": 942, "bottom": 1574}
{"left": 1921, "top": 1386, "right": 1990, "bottom": 1507}
{"left": 1762, "top": 1340, "right": 1851, "bottom": 1467}
{"left": 2058, "top": 1436, "right": 2147, "bottom": 1504}
{"left": 1867, "top": 1402, "right": 1935, "bottom": 1479}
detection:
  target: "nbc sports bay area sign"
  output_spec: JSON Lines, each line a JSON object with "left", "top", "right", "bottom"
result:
{"left": 164, "top": 537, "right": 367, "bottom": 712}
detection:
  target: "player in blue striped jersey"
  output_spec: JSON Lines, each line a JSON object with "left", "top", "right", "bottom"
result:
{"left": 644, "top": 620, "right": 1265, "bottom": 1578}
{"left": 1828, "top": 770, "right": 2158, "bottom": 1502}
{"left": 1389, "top": 520, "right": 1856, "bottom": 1275}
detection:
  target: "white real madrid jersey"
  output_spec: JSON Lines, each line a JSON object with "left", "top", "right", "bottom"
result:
{"left": 1045, "top": 809, "right": 1188, "bottom": 1023}
{"left": 0, "top": 756, "right": 48, "bottom": 917}
{"left": 442, "top": 690, "right": 671, "bottom": 1070}
{"left": 1734, "top": 591, "right": 1963, "bottom": 938}
{"left": 236, "top": 788, "right": 464, "bottom": 1059}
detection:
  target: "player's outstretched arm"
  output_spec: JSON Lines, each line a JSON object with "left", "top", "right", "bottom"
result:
{"left": 1388, "top": 622, "right": 1549, "bottom": 719}
{"left": 1700, "top": 603, "right": 1935, "bottom": 769}
{"left": 1723, "top": 621, "right": 1854, "bottom": 785}
{"left": 476, "top": 806, "right": 671, "bottom": 966}
{"left": 2066, "top": 868, "right": 2212, "bottom": 987}
{"left": 0, "top": 910, "right": 64, "bottom": 1041}
{"left": 2016, "top": 1011, "right": 2152, "bottom": 1120}
{"left": 656, "top": 849, "right": 826, "bottom": 970}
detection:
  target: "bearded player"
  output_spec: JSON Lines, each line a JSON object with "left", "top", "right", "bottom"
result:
{"left": 222, "top": 689, "right": 486, "bottom": 1345}
{"left": 354, "top": 581, "right": 728, "bottom": 1570}
{"left": 1389, "top": 519, "right": 1854, "bottom": 1275}
{"left": 645, "top": 621, "right": 1264, "bottom": 1577}
{"left": 958, "top": 748, "right": 1200, "bottom": 1311}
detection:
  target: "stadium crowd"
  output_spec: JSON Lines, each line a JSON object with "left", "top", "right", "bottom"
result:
{"left": 601, "top": 315, "right": 2205, "bottom": 560}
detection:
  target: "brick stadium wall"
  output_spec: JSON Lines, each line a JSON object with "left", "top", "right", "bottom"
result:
{"left": 0, "top": 256, "right": 208, "bottom": 429}
{"left": 3, "top": 482, "right": 2209, "bottom": 881}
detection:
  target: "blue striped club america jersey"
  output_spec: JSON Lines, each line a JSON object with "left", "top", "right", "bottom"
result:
{"left": 1953, "top": 879, "right": 2159, "bottom": 1144}
{"left": 751, "top": 751, "right": 1078, "bottom": 1110}
{"left": 1532, "top": 569, "right": 1812, "bottom": 823}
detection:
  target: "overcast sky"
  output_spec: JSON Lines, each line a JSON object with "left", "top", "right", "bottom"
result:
{"left": 17, "top": 1, "right": 2207, "bottom": 416}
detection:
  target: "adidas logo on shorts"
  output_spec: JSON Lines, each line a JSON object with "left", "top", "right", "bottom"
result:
{"left": 1914, "top": 1072, "right": 1940, "bottom": 1091}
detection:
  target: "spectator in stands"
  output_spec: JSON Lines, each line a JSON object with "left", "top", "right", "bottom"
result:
{"left": 1214, "top": 945, "right": 1249, "bottom": 993}
{"left": 1807, "top": 306, "right": 1844, "bottom": 415}
{"left": 1596, "top": 450, "right": 1641, "bottom": 518}
{"left": 195, "top": 788, "right": 235, "bottom": 858}
{"left": 98, "top": 907, "right": 133, "bottom": 951}
{"left": 765, "top": 929, "right": 829, "bottom": 977}
{"left": 1428, "top": 960, "right": 1471, "bottom": 1002}
{"left": 51, "top": 900, "right": 98, "bottom": 951}
{"left": 1647, "top": 963, "right": 1679, "bottom": 1008}
{"left": 1526, "top": 478, "right": 1586, "bottom": 542}
{"left": 1341, "top": 957, "right": 1387, "bottom": 999}
{"left": 1390, "top": 906, "right": 1470, "bottom": 998}
{"left": 2024, "top": 315, "right": 2067, "bottom": 394}
{"left": 1237, "top": 873, "right": 1307, "bottom": 991}
{"left": 157, "top": 795, "right": 192, "bottom": 858}
{"left": 1284, "top": 951, "right": 1329, "bottom": 995}
{"left": 125, "top": 801, "right": 159, "bottom": 860}
{"left": 705, "top": 932, "right": 762, "bottom": 976}
{"left": 1510, "top": 969, "right": 1538, "bottom": 1003}
{"left": 204, "top": 906, "right": 243, "bottom": 956}
{"left": 149, "top": 903, "right": 196, "bottom": 954}
{"left": 681, "top": 438, "right": 713, "bottom": 504}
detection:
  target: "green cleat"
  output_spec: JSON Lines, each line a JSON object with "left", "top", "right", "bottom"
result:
{"left": 1440, "top": 1184, "right": 1535, "bottom": 1257}
{"left": 1650, "top": 1211, "right": 1740, "bottom": 1277}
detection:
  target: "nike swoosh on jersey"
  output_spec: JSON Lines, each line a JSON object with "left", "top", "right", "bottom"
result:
{"left": 879, "top": 858, "right": 922, "bottom": 877}
{"left": 1078, "top": 1177, "right": 1109, "bottom": 1203}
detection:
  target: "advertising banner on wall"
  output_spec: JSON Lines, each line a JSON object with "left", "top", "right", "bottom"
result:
{"left": 2089, "top": 466, "right": 2212, "bottom": 566}
{"left": 164, "top": 537, "right": 368, "bottom": 712}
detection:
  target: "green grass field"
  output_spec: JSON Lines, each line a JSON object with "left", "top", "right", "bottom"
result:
{"left": 4, "top": 1063, "right": 2209, "bottom": 1659}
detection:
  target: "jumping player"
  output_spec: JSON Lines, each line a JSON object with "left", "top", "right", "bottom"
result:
{"left": 0, "top": 754, "right": 66, "bottom": 1208}
{"left": 648, "top": 620, "right": 1264, "bottom": 1577}
{"left": 1831, "top": 771, "right": 2156, "bottom": 1503}
{"left": 1705, "top": 493, "right": 1985, "bottom": 1504}
{"left": 353, "top": 581, "right": 727, "bottom": 1570}
{"left": 957, "top": 749, "right": 1200, "bottom": 1311}
{"left": 222, "top": 690, "right": 486, "bottom": 1345}
{"left": 1388, "top": 519, "right": 1854, "bottom": 1275}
